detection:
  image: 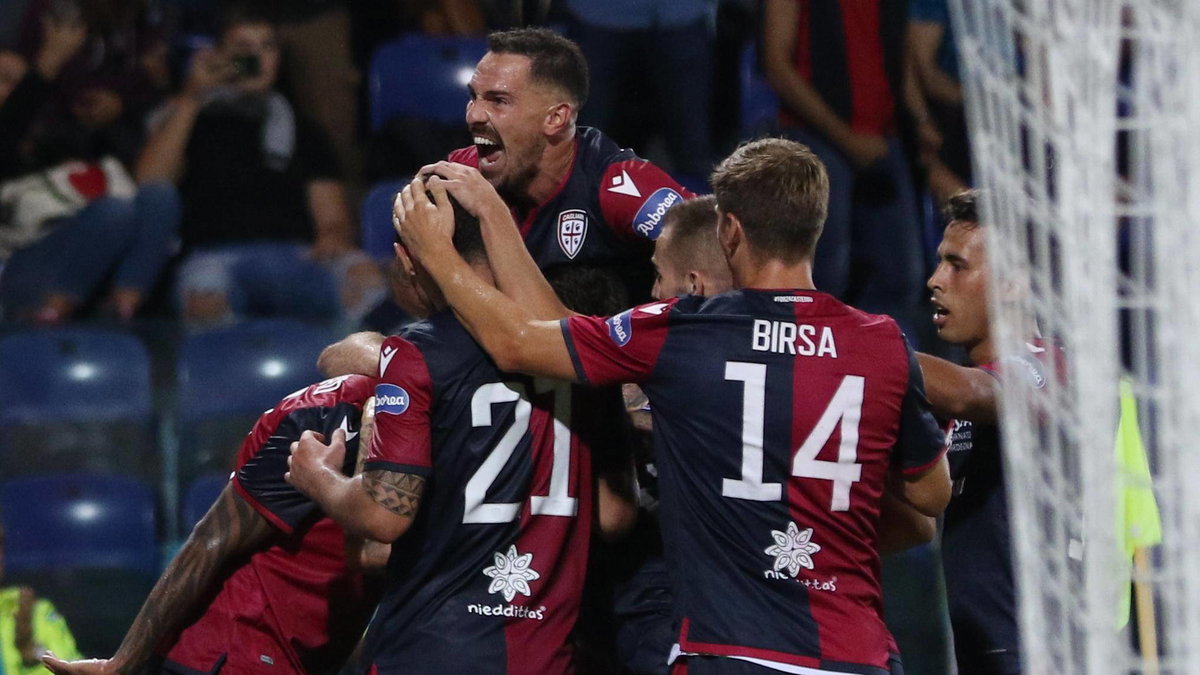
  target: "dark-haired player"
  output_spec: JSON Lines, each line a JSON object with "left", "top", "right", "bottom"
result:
{"left": 287, "top": 190, "right": 637, "bottom": 675}
{"left": 421, "top": 27, "right": 693, "bottom": 302}
{"left": 44, "top": 374, "right": 380, "bottom": 675}
{"left": 916, "top": 190, "right": 1050, "bottom": 675}
{"left": 392, "top": 138, "right": 951, "bottom": 675}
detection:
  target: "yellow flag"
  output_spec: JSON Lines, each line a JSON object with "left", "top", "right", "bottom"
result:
{"left": 1115, "top": 378, "right": 1162, "bottom": 627}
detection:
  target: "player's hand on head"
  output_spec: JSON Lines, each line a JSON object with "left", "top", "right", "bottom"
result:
{"left": 416, "top": 161, "right": 505, "bottom": 219}
{"left": 285, "top": 429, "right": 345, "bottom": 497}
{"left": 394, "top": 176, "right": 456, "bottom": 264}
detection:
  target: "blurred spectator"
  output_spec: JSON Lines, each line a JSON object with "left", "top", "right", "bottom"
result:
{"left": 137, "top": 4, "right": 383, "bottom": 327}
{"left": 564, "top": 0, "right": 716, "bottom": 181}
{"left": 401, "top": 0, "right": 486, "bottom": 34}
{"left": 0, "top": 14, "right": 178, "bottom": 322}
{"left": 0, "top": 519, "right": 83, "bottom": 674}
{"left": 907, "top": 0, "right": 971, "bottom": 201}
{"left": 17, "top": 0, "right": 172, "bottom": 151}
{"left": 272, "top": 0, "right": 363, "bottom": 185}
{"left": 763, "top": 0, "right": 927, "bottom": 338}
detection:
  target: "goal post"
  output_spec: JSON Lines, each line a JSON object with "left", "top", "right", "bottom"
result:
{"left": 948, "top": 1, "right": 1200, "bottom": 672}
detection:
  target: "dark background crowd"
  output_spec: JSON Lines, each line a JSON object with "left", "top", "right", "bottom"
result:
{"left": 0, "top": 0, "right": 972, "bottom": 672}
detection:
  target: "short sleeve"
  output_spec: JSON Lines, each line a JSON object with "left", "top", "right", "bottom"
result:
{"left": 366, "top": 336, "right": 434, "bottom": 476}
{"left": 597, "top": 159, "right": 696, "bottom": 241}
{"left": 561, "top": 299, "right": 676, "bottom": 386}
{"left": 235, "top": 408, "right": 342, "bottom": 533}
{"left": 894, "top": 341, "right": 950, "bottom": 474}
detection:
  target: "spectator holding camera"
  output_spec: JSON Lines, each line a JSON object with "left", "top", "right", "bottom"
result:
{"left": 137, "top": 3, "right": 383, "bottom": 327}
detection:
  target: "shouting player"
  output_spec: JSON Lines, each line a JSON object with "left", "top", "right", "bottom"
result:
{"left": 44, "top": 375, "right": 381, "bottom": 675}
{"left": 286, "top": 195, "right": 637, "bottom": 675}
{"left": 391, "top": 138, "right": 951, "bottom": 675}
{"left": 421, "top": 27, "right": 692, "bottom": 301}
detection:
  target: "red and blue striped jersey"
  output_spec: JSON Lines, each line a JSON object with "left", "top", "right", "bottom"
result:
{"left": 362, "top": 310, "right": 624, "bottom": 675}
{"left": 562, "top": 290, "right": 945, "bottom": 674}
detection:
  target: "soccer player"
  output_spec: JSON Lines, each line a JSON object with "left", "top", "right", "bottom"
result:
{"left": 916, "top": 190, "right": 1048, "bottom": 675}
{"left": 422, "top": 27, "right": 693, "bottom": 301}
{"left": 286, "top": 196, "right": 637, "bottom": 675}
{"left": 43, "top": 374, "right": 381, "bottom": 675}
{"left": 391, "top": 137, "right": 951, "bottom": 675}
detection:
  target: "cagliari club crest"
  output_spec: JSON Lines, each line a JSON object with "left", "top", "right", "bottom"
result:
{"left": 557, "top": 209, "right": 588, "bottom": 259}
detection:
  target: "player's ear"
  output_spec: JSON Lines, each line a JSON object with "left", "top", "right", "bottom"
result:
{"left": 687, "top": 270, "right": 703, "bottom": 295}
{"left": 393, "top": 243, "right": 417, "bottom": 279}
{"left": 543, "top": 101, "right": 574, "bottom": 136}
{"left": 717, "top": 210, "right": 743, "bottom": 261}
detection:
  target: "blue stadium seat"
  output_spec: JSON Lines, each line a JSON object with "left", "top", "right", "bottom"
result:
{"left": 175, "top": 319, "right": 337, "bottom": 481}
{"left": 0, "top": 473, "right": 159, "bottom": 656}
{"left": 0, "top": 473, "right": 158, "bottom": 574}
{"left": 177, "top": 319, "right": 336, "bottom": 421}
{"left": 182, "top": 473, "right": 231, "bottom": 532}
{"left": 0, "top": 328, "right": 156, "bottom": 478}
{"left": 740, "top": 44, "right": 780, "bottom": 138}
{"left": 0, "top": 328, "right": 151, "bottom": 424}
{"left": 369, "top": 33, "right": 487, "bottom": 131}
{"left": 362, "top": 179, "right": 407, "bottom": 260}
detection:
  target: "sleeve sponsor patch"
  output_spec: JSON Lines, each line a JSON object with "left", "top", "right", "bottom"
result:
{"left": 607, "top": 310, "right": 634, "bottom": 347}
{"left": 375, "top": 383, "right": 411, "bottom": 414}
{"left": 633, "top": 188, "right": 683, "bottom": 239}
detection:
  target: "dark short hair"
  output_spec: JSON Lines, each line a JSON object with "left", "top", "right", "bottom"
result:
{"left": 710, "top": 138, "right": 829, "bottom": 263}
{"left": 487, "top": 28, "right": 589, "bottom": 107}
{"left": 943, "top": 189, "right": 981, "bottom": 229}
{"left": 543, "top": 265, "right": 628, "bottom": 316}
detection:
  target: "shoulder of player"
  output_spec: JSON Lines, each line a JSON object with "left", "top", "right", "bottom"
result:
{"left": 389, "top": 312, "right": 492, "bottom": 382}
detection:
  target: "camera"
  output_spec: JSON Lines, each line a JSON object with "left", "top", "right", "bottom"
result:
{"left": 230, "top": 54, "right": 261, "bottom": 80}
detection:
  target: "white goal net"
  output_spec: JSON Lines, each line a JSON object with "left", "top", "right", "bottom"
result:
{"left": 948, "top": 1, "right": 1200, "bottom": 673}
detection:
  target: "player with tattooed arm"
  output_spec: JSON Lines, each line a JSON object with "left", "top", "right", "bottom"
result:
{"left": 43, "top": 375, "right": 381, "bottom": 675}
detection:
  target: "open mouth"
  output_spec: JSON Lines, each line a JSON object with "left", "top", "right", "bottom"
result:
{"left": 931, "top": 298, "right": 950, "bottom": 327}
{"left": 473, "top": 135, "right": 503, "bottom": 164}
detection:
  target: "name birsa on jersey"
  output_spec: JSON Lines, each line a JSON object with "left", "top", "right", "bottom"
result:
{"left": 751, "top": 320, "right": 839, "bottom": 358}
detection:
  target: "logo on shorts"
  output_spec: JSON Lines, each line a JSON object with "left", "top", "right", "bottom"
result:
{"left": 557, "top": 209, "right": 588, "bottom": 259}
{"left": 374, "top": 383, "right": 410, "bottom": 415}
{"left": 633, "top": 188, "right": 683, "bottom": 240}
{"left": 607, "top": 310, "right": 633, "bottom": 347}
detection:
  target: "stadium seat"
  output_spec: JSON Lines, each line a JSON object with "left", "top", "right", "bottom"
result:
{"left": 0, "top": 328, "right": 156, "bottom": 478}
{"left": 368, "top": 33, "right": 487, "bottom": 131}
{"left": 362, "top": 179, "right": 407, "bottom": 260}
{"left": 0, "top": 473, "right": 159, "bottom": 657}
{"left": 175, "top": 319, "right": 337, "bottom": 481}
{"left": 0, "top": 473, "right": 158, "bottom": 574}
{"left": 182, "top": 473, "right": 231, "bottom": 532}
{"left": 740, "top": 44, "right": 779, "bottom": 138}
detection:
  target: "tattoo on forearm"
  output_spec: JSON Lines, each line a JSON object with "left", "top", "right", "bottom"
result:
{"left": 112, "top": 486, "right": 272, "bottom": 669}
{"left": 364, "top": 470, "right": 425, "bottom": 518}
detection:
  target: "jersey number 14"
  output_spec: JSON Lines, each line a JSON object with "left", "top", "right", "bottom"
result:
{"left": 722, "top": 361, "right": 864, "bottom": 511}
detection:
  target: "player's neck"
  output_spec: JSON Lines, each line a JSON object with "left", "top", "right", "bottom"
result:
{"left": 732, "top": 257, "right": 816, "bottom": 293}
{"left": 968, "top": 337, "right": 996, "bottom": 366}
{"left": 525, "top": 130, "right": 576, "bottom": 206}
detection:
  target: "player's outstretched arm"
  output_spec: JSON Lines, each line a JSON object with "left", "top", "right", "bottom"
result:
{"left": 395, "top": 177, "right": 578, "bottom": 381}
{"left": 319, "top": 331, "right": 385, "bottom": 377}
{"left": 43, "top": 486, "right": 274, "bottom": 675}
{"left": 418, "top": 161, "right": 572, "bottom": 321}
{"left": 916, "top": 352, "right": 999, "bottom": 424}
{"left": 287, "top": 430, "right": 422, "bottom": 543}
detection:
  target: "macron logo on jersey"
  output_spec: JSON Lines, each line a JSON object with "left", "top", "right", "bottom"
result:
{"left": 375, "top": 383, "right": 410, "bottom": 415}
{"left": 607, "top": 310, "right": 634, "bottom": 347}
{"left": 633, "top": 188, "right": 683, "bottom": 239}
{"left": 607, "top": 169, "right": 642, "bottom": 198}
{"left": 380, "top": 345, "right": 398, "bottom": 376}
